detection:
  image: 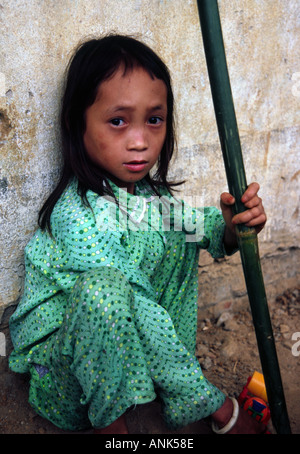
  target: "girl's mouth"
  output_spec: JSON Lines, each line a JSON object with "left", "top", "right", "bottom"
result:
{"left": 123, "top": 161, "right": 148, "bottom": 172}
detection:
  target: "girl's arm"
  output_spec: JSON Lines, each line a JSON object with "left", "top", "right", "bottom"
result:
{"left": 220, "top": 182, "right": 267, "bottom": 253}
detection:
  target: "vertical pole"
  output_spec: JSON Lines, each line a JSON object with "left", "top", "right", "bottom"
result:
{"left": 196, "top": 0, "right": 291, "bottom": 434}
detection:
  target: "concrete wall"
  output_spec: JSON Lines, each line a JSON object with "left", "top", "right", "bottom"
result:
{"left": 0, "top": 0, "right": 299, "bottom": 326}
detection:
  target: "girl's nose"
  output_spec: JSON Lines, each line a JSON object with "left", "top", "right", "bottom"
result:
{"left": 127, "top": 126, "right": 148, "bottom": 151}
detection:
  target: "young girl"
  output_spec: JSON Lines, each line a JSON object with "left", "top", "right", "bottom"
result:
{"left": 9, "top": 34, "right": 267, "bottom": 434}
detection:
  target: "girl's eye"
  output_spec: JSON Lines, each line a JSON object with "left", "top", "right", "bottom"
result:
{"left": 148, "top": 116, "right": 163, "bottom": 125}
{"left": 110, "top": 118, "right": 125, "bottom": 127}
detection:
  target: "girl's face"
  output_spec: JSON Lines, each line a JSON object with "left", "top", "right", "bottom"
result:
{"left": 84, "top": 66, "right": 168, "bottom": 194}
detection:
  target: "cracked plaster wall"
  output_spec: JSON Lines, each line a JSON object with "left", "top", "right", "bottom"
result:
{"left": 0, "top": 0, "right": 299, "bottom": 325}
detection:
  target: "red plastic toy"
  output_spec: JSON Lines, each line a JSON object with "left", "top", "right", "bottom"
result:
{"left": 238, "top": 371, "right": 271, "bottom": 427}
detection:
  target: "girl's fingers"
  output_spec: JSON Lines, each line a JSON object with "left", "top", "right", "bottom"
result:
{"left": 241, "top": 182, "right": 260, "bottom": 203}
{"left": 232, "top": 206, "right": 266, "bottom": 226}
{"left": 243, "top": 196, "right": 262, "bottom": 209}
{"left": 245, "top": 213, "right": 267, "bottom": 227}
{"left": 220, "top": 192, "right": 235, "bottom": 206}
{"left": 222, "top": 184, "right": 261, "bottom": 208}
{"left": 221, "top": 182, "right": 266, "bottom": 233}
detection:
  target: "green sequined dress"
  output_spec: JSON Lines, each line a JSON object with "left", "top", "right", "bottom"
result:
{"left": 9, "top": 179, "right": 230, "bottom": 430}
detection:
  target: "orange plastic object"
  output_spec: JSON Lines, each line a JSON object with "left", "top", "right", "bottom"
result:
{"left": 247, "top": 371, "right": 268, "bottom": 403}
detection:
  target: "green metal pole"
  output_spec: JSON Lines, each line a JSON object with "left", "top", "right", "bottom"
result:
{"left": 196, "top": 0, "right": 291, "bottom": 434}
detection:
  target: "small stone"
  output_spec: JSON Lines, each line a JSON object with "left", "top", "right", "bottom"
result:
{"left": 220, "top": 338, "right": 239, "bottom": 359}
{"left": 223, "top": 319, "right": 240, "bottom": 332}
{"left": 201, "top": 356, "right": 213, "bottom": 370}
{"left": 196, "top": 344, "right": 209, "bottom": 357}
{"left": 216, "top": 311, "right": 233, "bottom": 327}
{"left": 280, "top": 324, "right": 289, "bottom": 333}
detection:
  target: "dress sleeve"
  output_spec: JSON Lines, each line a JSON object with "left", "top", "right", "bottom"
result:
{"left": 200, "top": 206, "right": 229, "bottom": 258}
{"left": 163, "top": 192, "right": 236, "bottom": 259}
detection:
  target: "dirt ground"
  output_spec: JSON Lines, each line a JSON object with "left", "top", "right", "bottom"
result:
{"left": 0, "top": 287, "right": 299, "bottom": 435}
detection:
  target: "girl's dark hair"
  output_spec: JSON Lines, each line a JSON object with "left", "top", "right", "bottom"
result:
{"left": 39, "top": 33, "right": 181, "bottom": 232}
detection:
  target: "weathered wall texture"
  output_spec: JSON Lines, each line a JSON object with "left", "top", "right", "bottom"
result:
{"left": 0, "top": 0, "right": 299, "bottom": 325}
